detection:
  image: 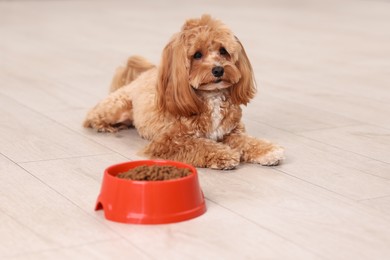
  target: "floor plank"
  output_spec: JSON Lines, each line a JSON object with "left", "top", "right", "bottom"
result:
{"left": 200, "top": 165, "right": 390, "bottom": 260}
{"left": 0, "top": 95, "right": 111, "bottom": 162}
{"left": 0, "top": 155, "right": 119, "bottom": 258}
{"left": 300, "top": 125, "right": 390, "bottom": 163}
{"left": 8, "top": 239, "right": 150, "bottom": 260}
{"left": 245, "top": 121, "right": 390, "bottom": 201}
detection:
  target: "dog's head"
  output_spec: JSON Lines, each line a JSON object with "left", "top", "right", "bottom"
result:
{"left": 157, "top": 15, "right": 256, "bottom": 116}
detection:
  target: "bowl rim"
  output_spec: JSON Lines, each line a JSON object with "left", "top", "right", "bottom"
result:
{"left": 104, "top": 159, "right": 197, "bottom": 184}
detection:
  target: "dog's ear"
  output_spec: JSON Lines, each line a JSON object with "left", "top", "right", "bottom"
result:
{"left": 230, "top": 37, "right": 257, "bottom": 105}
{"left": 156, "top": 34, "right": 202, "bottom": 116}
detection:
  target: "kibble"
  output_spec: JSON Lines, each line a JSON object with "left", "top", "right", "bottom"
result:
{"left": 117, "top": 165, "right": 192, "bottom": 181}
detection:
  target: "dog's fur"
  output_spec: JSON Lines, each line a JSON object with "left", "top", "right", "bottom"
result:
{"left": 84, "top": 15, "right": 284, "bottom": 169}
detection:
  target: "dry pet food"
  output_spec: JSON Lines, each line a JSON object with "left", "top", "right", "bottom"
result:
{"left": 117, "top": 165, "right": 192, "bottom": 181}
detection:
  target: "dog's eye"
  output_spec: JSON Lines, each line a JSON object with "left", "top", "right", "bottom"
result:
{"left": 193, "top": 51, "right": 202, "bottom": 60}
{"left": 219, "top": 47, "right": 228, "bottom": 55}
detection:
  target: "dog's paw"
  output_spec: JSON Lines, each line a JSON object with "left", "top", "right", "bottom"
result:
{"left": 96, "top": 125, "right": 119, "bottom": 133}
{"left": 254, "top": 146, "right": 285, "bottom": 166}
{"left": 208, "top": 151, "right": 240, "bottom": 170}
{"left": 84, "top": 119, "right": 119, "bottom": 133}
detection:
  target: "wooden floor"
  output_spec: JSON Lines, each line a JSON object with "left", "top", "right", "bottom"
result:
{"left": 1, "top": 0, "right": 390, "bottom": 259}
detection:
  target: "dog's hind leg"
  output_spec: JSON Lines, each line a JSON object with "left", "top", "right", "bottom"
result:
{"left": 83, "top": 89, "right": 133, "bottom": 133}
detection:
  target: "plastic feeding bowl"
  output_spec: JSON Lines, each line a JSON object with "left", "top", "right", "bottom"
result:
{"left": 95, "top": 160, "right": 206, "bottom": 224}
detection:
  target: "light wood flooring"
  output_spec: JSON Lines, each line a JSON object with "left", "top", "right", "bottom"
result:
{"left": 1, "top": 0, "right": 390, "bottom": 259}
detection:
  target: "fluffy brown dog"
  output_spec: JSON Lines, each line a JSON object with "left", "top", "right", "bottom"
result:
{"left": 84, "top": 15, "right": 284, "bottom": 169}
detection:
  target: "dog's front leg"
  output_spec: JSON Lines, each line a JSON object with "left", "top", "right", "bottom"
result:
{"left": 223, "top": 125, "right": 284, "bottom": 166}
{"left": 143, "top": 135, "right": 240, "bottom": 170}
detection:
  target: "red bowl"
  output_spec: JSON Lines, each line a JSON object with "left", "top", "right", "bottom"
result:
{"left": 95, "top": 160, "right": 206, "bottom": 224}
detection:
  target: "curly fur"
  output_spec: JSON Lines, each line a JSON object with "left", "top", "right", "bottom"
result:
{"left": 83, "top": 15, "right": 284, "bottom": 169}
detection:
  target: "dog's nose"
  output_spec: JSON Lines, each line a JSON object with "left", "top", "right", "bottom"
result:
{"left": 212, "top": 66, "right": 224, "bottom": 77}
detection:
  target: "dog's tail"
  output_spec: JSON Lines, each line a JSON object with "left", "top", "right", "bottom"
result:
{"left": 109, "top": 56, "right": 155, "bottom": 92}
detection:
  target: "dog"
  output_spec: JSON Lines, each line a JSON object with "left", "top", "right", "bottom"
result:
{"left": 83, "top": 15, "right": 284, "bottom": 170}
